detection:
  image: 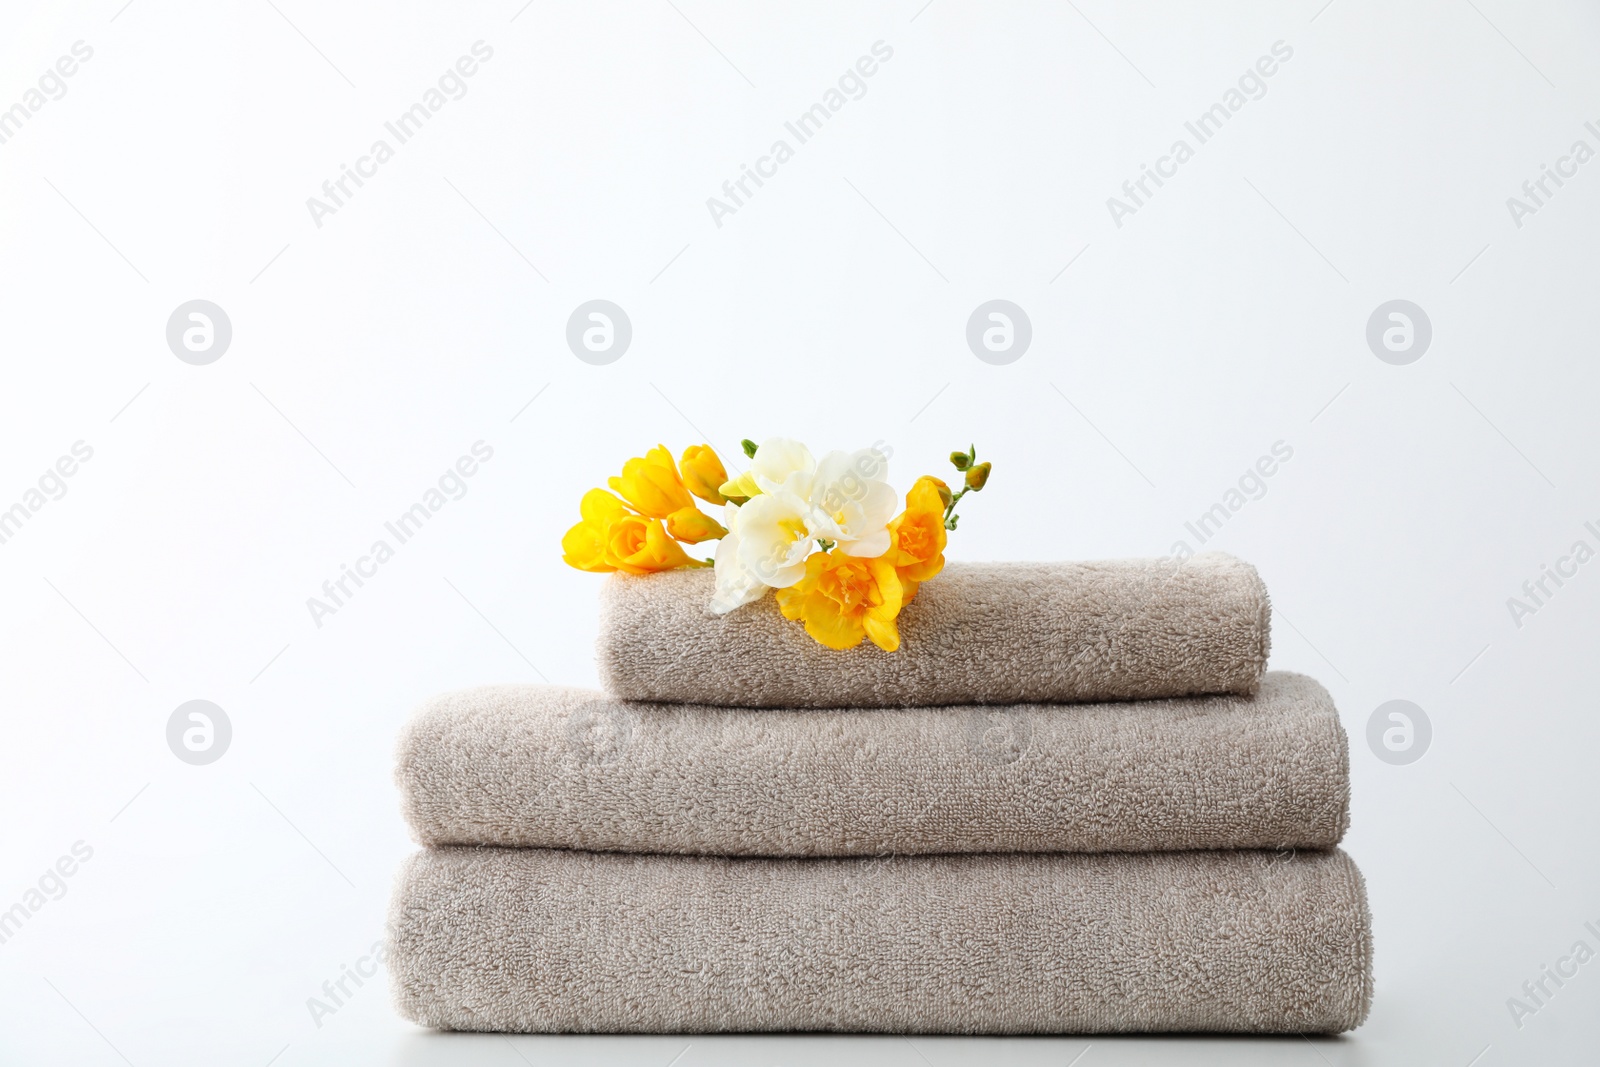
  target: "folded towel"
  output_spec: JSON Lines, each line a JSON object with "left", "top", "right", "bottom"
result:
{"left": 597, "top": 553, "right": 1270, "bottom": 707}
{"left": 388, "top": 846, "right": 1372, "bottom": 1034}
{"left": 397, "top": 671, "right": 1347, "bottom": 855}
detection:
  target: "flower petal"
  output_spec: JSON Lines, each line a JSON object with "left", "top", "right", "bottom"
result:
{"left": 666, "top": 507, "right": 727, "bottom": 544}
{"left": 709, "top": 518, "right": 767, "bottom": 614}
{"left": 839, "top": 527, "right": 890, "bottom": 557}
{"left": 801, "top": 594, "right": 867, "bottom": 650}
{"left": 862, "top": 611, "right": 900, "bottom": 652}
{"left": 751, "top": 437, "right": 815, "bottom": 495}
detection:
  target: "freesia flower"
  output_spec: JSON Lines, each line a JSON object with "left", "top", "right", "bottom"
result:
{"left": 717, "top": 469, "right": 761, "bottom": 503}
{"left": 679, "top": 445, "right": 729, "bottom": 505}
{"left": 609, "top": 445, "right": 694, "bottom": 519}
{"left": 806, "top": 447, "right": 897, "bottom": 558}
{"left": 734, "top": 489, "right": 817, "bottom": 589}
{"left": 709, "top": 503, "right": 766, "bottom": 613}
{"left": 887, "top": 475, "right": 948, "bottom": 598}
{"left": 565, "top": 437, "right": 994, "bottom": 654}
{"left": 606, "top": 513, "right": 705, "bottom": 574}
{"left": 712, "top": 438, "right": 820, "bottom": 597}
{"left": 776, "top": 549, "right": 904, "bottom": 652}
{"left": 748, "top": 437, "right": 816, "bottom": 496}
{"left": 561, "top": 489, "right": 631, "bottom": 572}
{"left": 666, "top": 506, "right": 727, "bottom": 544}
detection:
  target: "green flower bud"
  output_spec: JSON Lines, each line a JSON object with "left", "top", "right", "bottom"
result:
{"left": 965, "top": 461, "right": 991, "bottom": 491}
{"left": 949, "top": 450, "right": 971, "bottom": 471}
{"left": 741, "top": 439, "right": 759, "bottom": 459}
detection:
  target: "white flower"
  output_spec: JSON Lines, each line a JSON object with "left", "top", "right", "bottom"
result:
{"left": 748, "top": 436, "right": 816, "bottom": 496}
{"left": 708, "top": 503, "right": 766, "bottom": 614}
{"left": 805, "top": 447, "right": 897, "bottom": 557}
{"left": 708, "top": 437, "right": 899, "bottom": 614}
{"left": 729, "top": 437, "right": 823, "bottom": 593}
{"left": 735, "top": 490, "right": 817, "bottom": 589}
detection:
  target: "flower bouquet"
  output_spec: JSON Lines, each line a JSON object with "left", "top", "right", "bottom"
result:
{"left": 563, "top": 438, "right": 992, "bottom": 651}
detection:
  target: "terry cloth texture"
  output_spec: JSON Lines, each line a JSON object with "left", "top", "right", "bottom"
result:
{"left": 396, "top": 671, "right": 1348, "bottom": 856}
{"left": 596, "top": 553, "right": 1271, "bottom": 707}
{"left": 387, "top": 846, "right": 1373, "bottom": 1034}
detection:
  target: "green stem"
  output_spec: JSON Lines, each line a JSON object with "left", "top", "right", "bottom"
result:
{"left": 943, "top": 486, "right": 971, "bottom": 530}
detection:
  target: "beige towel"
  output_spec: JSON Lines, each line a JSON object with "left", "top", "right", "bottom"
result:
{"left": 387, "top": 846, "right": 1372, "bottom": 1034}
{"left": 597, "top": 553, "right": 1270, "bottom": 707}
{"left": 397, "top": 672, "right": 1347, "bottom": 855}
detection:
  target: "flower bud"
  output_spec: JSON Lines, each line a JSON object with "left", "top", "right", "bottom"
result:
{"left": 965, "top": 461, "right": 991, "bottom": 491}
{"left": 606, "top": 514, "right": 704, "bottom": 573}
{"left": 679, "top": 444, "right": 729, "bottom": 505}
{"left": 949, "top": 450, "right": 971, "bottom": 471}
{"left": 609, "top": 445, "right": 695, "bottom": 519}
{"left": 666, "top": 506, "right": 728, "bottom": 544}
{"left": 718, "top": 469, "right": 762, "bottom": 504}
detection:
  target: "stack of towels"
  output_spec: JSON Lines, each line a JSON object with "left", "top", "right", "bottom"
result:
{"left": 387, "top": 553, "right": 1372, "bottom": 1034}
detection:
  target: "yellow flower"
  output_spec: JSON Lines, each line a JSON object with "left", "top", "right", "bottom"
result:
{"left": 606, "top": 513, "right": 705, "bottom": 574}
{"left": 609, "top": 445, "right": 694, "bottom": 519}
{"left": 563, "top": 486, "right": 715, "bottom": 573}
{"left": 666, "top": 506, "right": 727, "bottom": 544}
{"left": 776, "top": 549, "right": 903, "bottom": 652}
{"left": 679, "top": 445, "right": 729, "bottom": 505}
{"left": 561, "top": 489, "right": 630, "bottom": 572}
{"left": 718, "top": 469, "right": 762, "bottom": 503}
{"left": 887, "top": 475, "right": 948, "bottom": 597}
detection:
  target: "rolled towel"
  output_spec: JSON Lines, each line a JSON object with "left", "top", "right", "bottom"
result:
{"left": 396, "top": 671, "right": 1346, "bottom": 855}
{"left": 388, "top": 846, "right": 1372, "bottom": 1034}
{"left": 597, "top": 553, "right": 1270, "bottom": 707}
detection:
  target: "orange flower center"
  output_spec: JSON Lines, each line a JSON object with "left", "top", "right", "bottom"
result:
{"left": 899, "top": 515, "right": 937, "bottom": 560}
{"left": 820, "top": 559, "right": 872, "bottom": 609}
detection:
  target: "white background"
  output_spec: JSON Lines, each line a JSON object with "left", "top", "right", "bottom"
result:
{"left": 2, "top": 0, "right": 1598, "bottom": 1063}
